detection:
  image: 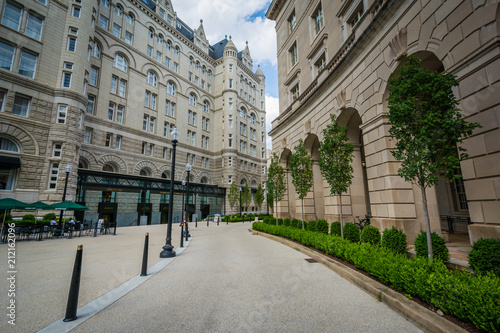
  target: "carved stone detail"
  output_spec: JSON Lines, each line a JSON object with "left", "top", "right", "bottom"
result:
{"left": 389, "top": 27, "right": 407, "bottom": 60}
{"left": 336, "top": 89, "right": 346, "bottom": 111}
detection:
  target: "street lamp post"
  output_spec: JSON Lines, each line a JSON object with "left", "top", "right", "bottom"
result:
{"left": 160, "top": 128, "right": 180, "bottom": 258}
{"left": 181, "top": 179, "right": 186, "bottom": 225}
{"left": 59, "top": 164, "right": 71, "bottom": 232}
{"left": 185, "top": 163, "right": 191, "bottom": 241}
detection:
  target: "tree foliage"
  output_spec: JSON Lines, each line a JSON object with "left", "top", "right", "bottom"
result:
{"left": 319, "top": 114, "right": 354, "bottom": 238}
{"left": 254, "top": 184, "right": 265, "bottom": 211}
{"left": 289, "top": 139, "right": 314, "bottom": 229}
{"left": 387, "top": 55, "right": 480, "bottom": 259}
{"left": 241, "top": 183, "right": 252, "bottom": 210}
{"left": 228, "top": 182, "right": 239, "bottom": 209}
{"left": 267, "top": 153, "right": 287, "bottom": 224}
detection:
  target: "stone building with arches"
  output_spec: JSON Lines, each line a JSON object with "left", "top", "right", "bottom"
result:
{"left": 0, "top": 0, "right": 267, "bottom": 225}
{"left": 266, "top": 0, "right": 500, "bottom": 243}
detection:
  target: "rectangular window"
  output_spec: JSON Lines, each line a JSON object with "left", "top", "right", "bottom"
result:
{"left": 18, "top": 50, "right": 37, "bottom": 78}
{"left": 48, "top": 162, "right": 59, "bottom": 189}
{"left": 2, "top": 3, "right": 22, "bottom": 31}
{"left": 149, "top": 117, "right": 155, "bottom": 133}
{"left": 57, "top": 104, "right": 67, "bottom": 123}
{"left": 156, "top": 51, "right": 162, "bottom": 62}
{"left": 142, "top": 142, "right": 147, "bottom": 154}
{"left": 105, "top": 133, "right": 112, "bottom": 147}
{"left": 115, "top": 135, "right": 122, "bottom": 149}
{"left": 84, "top": 127, "right": 92, "bottom": 143}
{"left": 315, "top": 53, "right": 326, "bottom": 73}
{"left": 291, "top": 84, "right": 299, "bottom": 101}
{"left": 67, "top": 36, "right": 77, "bottom": 52}
{"left": 143, "top": 115, "right": 149, "bottom": 131}
{"left": 288, "top": 11, "right": 296, "bottom": 33}
{"left": 72, "top": 5, "right": 81, "bottom": 18}
{"left": 151, "top": 94, "right": 157, "bottom": 110}
{"left": 0, "top": 41, "right": 15, "bottom": 71}
{"left": 108, "top": 102, "right": 115, "bottom": 121}
{"left": 12, "top": 94, "right": 30, "bottom": 117}
{"left": 26, "top": 13, "right": 44, "bottom": 41}
{"left": 87, "top": 95, "right": 95, "bottom": 114}
{"left": 147, "top": 45, "right": 153, "bottom": 57}
{"left": 149, "top": 143, "right": 154, "bottom": 156}
{"left": 0, "top": 90, "right": 5, "bottom": 111}
{"left": 61, "top": 72, "right": 72, "bottom": 88}
{"left": 89, "top": 67, "right": 98, "bottom": 86}
{"left": 314, "top": 5, "right": 324, "bottom": 34}
{"left": 52, "top": 143, "right": 62, "bottom": 157}
{"left": 163, "top": 147, "right": 168, "bottom": 159}
{"left": 144, "top": 91, "right": 150, "bottom": 107}
{"left": 163, "top": 121, "right": 169, "bottom": 137}
{"left": 290, "top": 43, "right": 297, "bottom": 67}
{"left": 165, "top": 57, "right": 170, "bottom": 68}
{"left": 112, "top": 23, "right": 121, "bottom": 38}
{"left": 228, "top": 175, "right": 232, "bottom": 184}
{"left": 99, "top": 15, "right": 108, "bottom": 30}
{"left": 117, "top": 105, "right": 124, "bottom": 123}
{"left": 125, "top": 31, "right": 133, "bottom": 45}
{"left": 173, "top": 62, "right": 178, "bottom": 73}
{"left": 110, "top": 76, "right": 118, "bottom": 94}
{"left": 119, "top": 79, "right": 126, "bottom": 97}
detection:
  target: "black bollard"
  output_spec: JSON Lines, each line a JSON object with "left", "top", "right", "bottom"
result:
{"left": 217, "top": 219, "right": 219, "bottom": 226}
{"left": 113, "top": 221, "right": 117, "bottom": 235}
{"left": 64, "top": 245, "right": 83, "bottom": 322}
{"left": 195, "top": 217, "right": 197, "bottom": 228}
{"left": 140, "top": 233, "right": 149, "bottom": 276}
{"left": 185, "top": 221, "right": 189, "bottom": 241}
{"left": 93, "top": 221, "right": 97, "bottom": 237}
{"left": 180, "top": 223, "right": 184, "bottom": 247}
{"left": 207, "top": 218, "right": 209, "bottom": 227}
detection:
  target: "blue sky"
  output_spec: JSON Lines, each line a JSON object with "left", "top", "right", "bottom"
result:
{"left": 173, "top": 0, "right": 279, "bottom": 149}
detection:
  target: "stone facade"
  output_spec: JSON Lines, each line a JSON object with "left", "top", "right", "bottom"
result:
{"left": 0, "top": 0, "right": 267, "bottom": 221}
{"left": 266, "top": 0, "right": 500, "bottom": 243}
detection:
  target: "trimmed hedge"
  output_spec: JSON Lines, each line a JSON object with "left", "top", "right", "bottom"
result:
{"left": 382, "top": 226, "right": 407, "bottom": 255}
{"left": 306, "top": 220, "right": 316, "bottom": 232}
{"left": 252, "top": 222, "right": 500, "bottom": 332}
{"left": 316, "top": 219, "right": 329, "bottom": 234}
{"left": 284, "top": 218, "right": 291, "bottom": 227}
{"left": 468, "top": 238, "right": 500, "bottom": 277}
{"left": 414, "top": 231, "right": 450, "bottom": 262}
{"left": 360, "top": 225, "right": 381, "bottom": 245}
{"left": 291, "top": 219, "right": 301, "bottom": 229}
{"left": 343, "top": 223, "right": 360, "bottom": 243}
{"left": 330, "top": 222, "right": 341, "bottom": 236}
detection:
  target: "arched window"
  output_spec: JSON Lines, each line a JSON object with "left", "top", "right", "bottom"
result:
{"left": 157, "top": 34, "right": 163, "bottom": 45}
{"left": 147, "top": 71, "right": 158, "bottom": 86}
{"left": 127, "top": 13, "right": 135, "bottom": 25}
{"left": 167, "top": 81, "right": 176, "bottom": 96}
{"left": 250, "top": 113, "right": 255, "bottom": 124}
{"left": 201, "top": 65, "right": 206, "bottom": 75}
{"left": 174, "top": 46, "right": 179, "bottom": 55}
{"left": 92, "top": 42, "right": 101, "bottom": 58}
{"left": 101, "top": 0, "right": 110, "bottom": 8}
{"left": 0, "top": 137, "right": 20, "bottom": 152}
{"left": 195, "top": 61, "right": 200, "bottom": 70}
{"left": 189, "top": 56, "right": 193, "bottom": 66}
{"left": 148, "top": 28, "right": 154, "bottom": 39}
{"left": 189, "top": 93, "right": 196, "bottom": 106}
{"left": 102, "top": 164, "right": 115, "bottom": 172}
{"left": 240, "top": 107, "right": 246, "bottom": 119}
{"left": 114, "top": 5, "right": 123, "bottom": 17}
{"left": 203, "top": 101, "right": 209, "bottom": 112}
{"left": 113, "top": 54, "right": 128, "bottom": 72}
{"left": 140, "top": 169, "right": 150, "bottom": 176}
{"left": 207, "top": 69, "right": 212, "bottom": 78}
{"left": 166, "top": 40, "right": 172, "bottom": 51}
{"left": 240, "top": 179, "right": 246, "bottom": 186}
{"left": 161, "top": 172, "right": 169, "bottom": 179}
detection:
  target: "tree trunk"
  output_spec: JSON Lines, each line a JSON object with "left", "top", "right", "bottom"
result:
{"left": 420, "top": 184, "right": 434, "bottom": 259}
{"left": 301, "top": 198, "right": 304, "bottom": 230}
{"left": 339, "top": 194, "right": 344, "bottom": 239}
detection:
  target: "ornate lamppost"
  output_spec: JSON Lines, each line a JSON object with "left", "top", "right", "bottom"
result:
{"left": 239, "top": 187, "right": 242, "bottom": 217}
{"left": 160, "top": 128, "right": 180, "bottom": 258}
{"left": 184, "top": 163, "right": 191, "bottom": 241}
{"left": 59, "top": 164, "right": 71, "bottom": 231}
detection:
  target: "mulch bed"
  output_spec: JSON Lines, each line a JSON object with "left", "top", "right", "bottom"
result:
{"left": 285, "top": 236, "right": 482, "bottom": 333}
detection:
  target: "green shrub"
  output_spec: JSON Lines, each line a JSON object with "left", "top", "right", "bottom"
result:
{"left": 278, "top": 218, "right": 283, "bottom": 226}
{"left": 360, "top": 225, "right": 381, "bottom": 245}
{"left": 284, "top": 218, "right": 291, "bottom": 227}
{"left": 382, "top": 226, "right": 407, "bottom": 255}
{"left": 44, "top": 213, "right": 56, "bottom": 220}
{"left": 252, "top": 222, "right": 500, "bottom": 333}
{"left": 291, "top": 218, "right": 301, "bottom": 229}
{"left": 468, "top": 238, "right": 500, "bottom": 277}
{"left": 263, "top": 216, "right": 270, "bottom": 224}
{"left": 316, "top": 219, "right": 329, "bottom": 234}
{"left": 414, "top": 231, "right": 450, "bottom": 262}
{"left": 22, "top": 214, "right": 36, "bottom": 222}
{"left": 343, "top": 223, "right": 360, "bottom": 243}
{"left": 330, "top": 222, "right": 341, "bottom": 236}
{"left": 306, "top": 220, "right": 316, "bottom": 232}
{"left": 0, "top": 213, "right": 12, "bottom": 222}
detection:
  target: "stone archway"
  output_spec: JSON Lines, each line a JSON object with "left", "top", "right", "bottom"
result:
{"left": 280, "top": 148, "right": 294, "bottom": 219}
{"left": 304, "top": 134, "right": 324, "bottom": 221}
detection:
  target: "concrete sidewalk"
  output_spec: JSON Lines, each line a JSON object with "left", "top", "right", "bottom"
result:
{"left": 1, "top": 222, "right": 422, "bottom": 333}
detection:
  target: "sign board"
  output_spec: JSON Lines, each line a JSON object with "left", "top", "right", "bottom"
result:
{"left": 140, "top": 215, "right": 148, "bottom": 226}
{"left": 214, "top": 214, "right": 220, "bottom": 223}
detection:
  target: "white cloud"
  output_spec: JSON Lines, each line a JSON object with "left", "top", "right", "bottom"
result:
{"left": 265, "top": 94, "right": 279, "bottom": 149}
{"left": 172, "top": 0, "right": 277, "bottom": 65}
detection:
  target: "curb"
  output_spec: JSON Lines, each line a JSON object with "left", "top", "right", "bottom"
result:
{"left": 252, "top": 229, "right": 467, "bottom": 333}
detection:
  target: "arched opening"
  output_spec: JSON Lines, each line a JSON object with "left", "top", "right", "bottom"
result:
{"left": 280, "top": 148, "right": 295, "bottom": 219}
{"left": 304, "top": 135, "right": 324, "bottom": 220}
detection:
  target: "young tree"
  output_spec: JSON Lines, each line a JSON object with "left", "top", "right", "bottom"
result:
{"left": 289, "top": 139, "right": 314, "bottom": 230}
{"left": 241, "top": 183, "right": 252, "bottom": 211}
{"left": 228, "top": 182, "right": 239, "bottom": 212}
{"left": 267, "top": 153, "right": 286, "bottom": 225}
{"left": 254, "top": 184, "right": 265, "bottom": 211}
{"left": 387, "top": 56, "right": 480, "bottom": 259}
{"left": 319, "top": 114, "right": 354, "bottom": 239}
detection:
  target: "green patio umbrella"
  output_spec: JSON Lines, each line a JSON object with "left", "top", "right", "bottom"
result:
{"left": 25, "top": 201, "right": 52, "bottom": 210}
{"left": 0, "top": 198, "right": 29, "bottom": 210}
{"left": 48, "top": 201, "right": 89, "bottom": 211}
